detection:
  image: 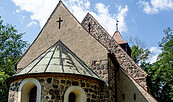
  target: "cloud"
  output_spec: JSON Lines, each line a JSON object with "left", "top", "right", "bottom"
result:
{"left": 117, "top": 5, "right": 128, "bottom": 32}
{"left": 92, "top": 3, "right": 128, "bottom": 34}
{"left": 147, "top": 47, "right": 162, "bottom": 63}
{"left": 11, "top": 0, "right": 128, "bottom": 35}
{"left": 12, "top": 0, "right": 59, "bottom": 28}
{"left": 27, "top": 21, "right": 37, "bottom": 27}
{"left": 138, "top": 0, "right": 173, "bottom": 14}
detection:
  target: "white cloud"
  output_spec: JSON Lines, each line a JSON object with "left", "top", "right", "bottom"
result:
{"left": 12, "top": 0, "right": 59, "bottom": 28}
{"left": 91, "top": 3, "right": 128, "bottom": 34}
{"left": 117, "top": 5, "right": 128, "bottom": 32}
{"left": 147, "top": 47, "right": 162, "bottom": 63}
{"left": 64, "top": 0, "right": 90, "bottom": 22}
{"left": 27, "top": 21, "right": 37, "bottom": 27}
{"left": 138, "top": 0, "right": 173, "bottom": 14}
{"left": 11, "top": 0, "right": 128, "bottom": 35}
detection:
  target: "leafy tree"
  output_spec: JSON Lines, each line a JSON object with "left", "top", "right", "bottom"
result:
{"left": 129, "top": 28, "right": 173, "bottom": 101}
{"left": 150, "top": 27, "right": 173, "bottom": 102}
{"left": 131, "top": 45, "right": 150, "bottom": 65}
{"left": 127, "top": 36, "right": 151, "bottom": 65}
{"left": 0, "top": 16, "right": 28, "bottom": 101}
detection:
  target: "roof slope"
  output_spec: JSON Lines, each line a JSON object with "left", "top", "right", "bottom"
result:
{"left": 16, "top": 1, "right": 107, "bottom": 70}
{"left": 81, "top": 13, "right": 148, "bottom": 88}
{"left": 15, "top": 40, "right": 100, "bottom": 80}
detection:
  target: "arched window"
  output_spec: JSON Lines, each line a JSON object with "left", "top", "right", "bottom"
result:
{"left": 64, "top": 86, "right": 86, "bottom": 102}
{"left": 18, "top": 78, "right": 41, "bottom": 102}
{"left": 69, "top": 92, "right": 76, "bottom": 102}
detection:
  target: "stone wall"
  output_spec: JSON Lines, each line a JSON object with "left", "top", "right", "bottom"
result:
{"left": 89, "top": 59, "right": 108, "bottom": 84}
{"left": 8, "top": 80, "right": 21, "bottom": 102}
{"left": 81, "top": 13, "right": 147, "bottom": 89}
{"left": 8, "top": 75, "right": 108, "bottom": 102}
{"left": 108, "top": 56, "right": 117, "bottom": 102}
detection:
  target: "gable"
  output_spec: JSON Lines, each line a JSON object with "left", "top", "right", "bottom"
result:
{"left": 81, "top": 13, "right": 148, "bottom": 89}
{"left": 17, "top": 1, "right": 108, "bottom": 70}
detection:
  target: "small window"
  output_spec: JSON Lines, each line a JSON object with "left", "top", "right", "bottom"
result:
{"left": 134, "top": 94, "right": 136, "bottom": 100}
{"left": 64, "top": 86, "right": 86, "bottom": 102}
{"left": 123, "top": 94, "right": 125, "bottom": 100}
{"left": 69, "top": 92, "right": 76, "bottom": 102}
{"left": 18, "top": 78, "right": 41, "bottom": 102}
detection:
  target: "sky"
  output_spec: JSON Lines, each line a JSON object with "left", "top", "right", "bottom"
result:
{"left": 0, "top": 0, "right": 173, "bottom": 63}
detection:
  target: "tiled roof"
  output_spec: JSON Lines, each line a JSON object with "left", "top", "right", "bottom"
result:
{"left": 14, "top": 40, "right": 101, "bottom": 80}
{"left": 112, "top": 31, "right": 127, "bottom": 44}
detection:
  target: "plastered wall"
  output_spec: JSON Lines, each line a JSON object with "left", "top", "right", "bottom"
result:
{"left": 17, "top": 2, "right": 107, "bottom": 72}
{"left": 116, "top": 69, "right": 157, "bottom": 102}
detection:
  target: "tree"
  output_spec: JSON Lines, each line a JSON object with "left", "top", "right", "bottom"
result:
{"left": 129, "top": 28, "right": 173, "bottom": 101}
{"left": 150, "top": 27, "right": 173, "bottom": 102}
{"left": 127, "top": 36, "right": 151, "bottom": 65}
{"left": 0, "top": 16, "right": 28, "bottom": 101}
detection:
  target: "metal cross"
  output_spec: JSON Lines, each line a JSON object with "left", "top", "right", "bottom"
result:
{"left": 116, "top": 19, "right": 119, "bottom": 31}
{"left": 57, "top": 17, "right": 63, "bottom": 29}
{"left": 88, "top": 23, "right": 91, "bottom": 33}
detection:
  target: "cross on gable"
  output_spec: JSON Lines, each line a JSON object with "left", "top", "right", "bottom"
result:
{"left": 88, "top": 23, "right": 91, "bottom": 33}
{"left": 57, "top": 17, "right": 63, "bottom": 29}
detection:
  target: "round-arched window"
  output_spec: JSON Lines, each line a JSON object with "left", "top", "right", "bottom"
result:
{"left": 64, "top": 86, "right": 86, "bottom": 102}
{"left": 18, "top": 78, "right": 41, "bottom": 102}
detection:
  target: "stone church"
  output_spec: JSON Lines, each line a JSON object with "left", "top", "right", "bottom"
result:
{"left": 7, "top": 1, "right": 157, "bottom": 102}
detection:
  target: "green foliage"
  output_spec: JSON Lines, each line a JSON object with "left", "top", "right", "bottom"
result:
{"left": 130, "top": 28, "right": 173, "bottom": 102}
{"left": 0, "top": 16, "right": 28, "bottom": 102}
{"left": 130, "top": 27, "right": 173, "bottom": 102}
{"left": 131, "top": 45, "right": 150, "bottom": 64}
{"left": 150, "top": 27, "right": 173, "bottom": 102}
{"left": 127, "top": 36, "right": 150, "bottom": 65}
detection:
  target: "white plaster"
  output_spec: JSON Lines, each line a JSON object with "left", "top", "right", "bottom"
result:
{"left": 18, "top": 78, "right": 41, "bottom": 102}
{"left": 64, "top": 86, "right": 87, "bottom": 102}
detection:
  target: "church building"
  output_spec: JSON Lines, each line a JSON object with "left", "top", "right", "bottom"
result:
{"left": 7, "top": 1, "right": 157, "bottom": 102}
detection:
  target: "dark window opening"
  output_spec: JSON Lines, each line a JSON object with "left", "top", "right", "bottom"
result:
{"left": 29, "top": 86, "right": 37, "bottom": 102}
{"left": 69, "top": 92, "right": 76, "bottom": 102}
{"left": 134, "top": 93, "right": 136, "bottom": 100}
{"left": 123, "top": 94, "right": 125, "bottom": 100}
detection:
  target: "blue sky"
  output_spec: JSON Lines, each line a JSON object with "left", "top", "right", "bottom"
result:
{"left": 1, "top": 0, "right": 173, "bottom": 63}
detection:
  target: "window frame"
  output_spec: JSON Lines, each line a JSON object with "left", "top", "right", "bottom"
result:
{"left": 64, "top": 86, "right": 86, "bottom": 102}
{"left": 18, "top": 78, "right": 41, "bottom": 102}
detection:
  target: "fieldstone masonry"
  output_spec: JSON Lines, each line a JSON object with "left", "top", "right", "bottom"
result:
{"left": 81, "top": 13, "right": 148, "bottom": 89}
{"left": 90, "top": 59, "right": 108, "bottom": 84}
{"left": 8, "top": 75, "right": 108, "bottom": 102}
{"left": 8, "top": 80, "right": 21, "bottom": 102}
{"left": 108, "top": 57, "right": 117, "bottom": 102}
